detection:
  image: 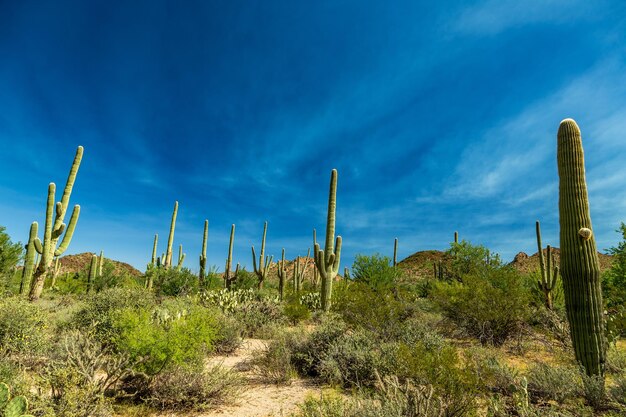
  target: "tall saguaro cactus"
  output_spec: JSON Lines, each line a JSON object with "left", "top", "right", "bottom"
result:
{"left": 293, "top": 249, "right": 311, "bottom": 294}
{"left": 164, "top": 201, "right": 178, "bottom": 269}
{"left": 86, "top": 254, "right": 97, "bottom": 294}
{"left": 252, "top": 221, "right": 273, "bottom": 289}
{"left": 312, "top": 229, "right": 320, "bottom": 288}
{"left": 314, "top": 169, "right": 342, "bottom": 311}
{"left": 277, "top": 248, "right": 287, "bottom": 301}
{"left": 176, "top": 244, "right": 186, "bottom": 271}
{"left": 150, "top": 234, "right": 158, "bottom": 268}
{"left": 29, "top": 146, "right": 83, "bottom": 301}
{"left": 19, "top": 222, "right": 38, "bottom": 295}
{"left": 393, "top": 238, "right": 398, "bottom": 267}
{"left": 199, "top": 220, "right": 208, "bottom": 282}
{"left": 224, "top": 224, "right": 237, "bottom": 289}
{"left": 557, "top": 118, "right": 606, "bottom": 379}
{"left": 535, "top": 221, "right": 559, "bottom": 310}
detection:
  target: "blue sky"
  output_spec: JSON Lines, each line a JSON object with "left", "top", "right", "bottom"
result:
{"left": 1, "top": 0, "right": 625, "bottom": 272}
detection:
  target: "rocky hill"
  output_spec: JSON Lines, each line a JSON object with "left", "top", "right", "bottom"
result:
{"left": 508, "top": 248, "right": 613, "bottom": 274}
{"left": 57, "top": 253, "right": 143, "bottom": 277}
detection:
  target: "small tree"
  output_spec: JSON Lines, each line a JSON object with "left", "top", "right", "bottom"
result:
{"left": 0, "top": 226, "right": 23, "bottom": 290}
{"left": 603, "top": 223, "right": 626, "bottom": 308}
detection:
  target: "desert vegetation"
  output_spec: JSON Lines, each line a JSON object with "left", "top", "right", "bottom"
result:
{"left": 1, "top": 119, "right": 626, "bottom": 416}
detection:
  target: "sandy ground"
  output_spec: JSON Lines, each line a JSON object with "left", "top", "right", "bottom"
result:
{"left": 157, "top": 339, "right": 320, "bottom": 417}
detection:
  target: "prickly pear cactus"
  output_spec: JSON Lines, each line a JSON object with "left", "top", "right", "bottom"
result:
{"left": 0, "top": 382, "right": 34, "bottom": 417}
{"left": 557, "top": 118, "right": 606, "bottom": 378}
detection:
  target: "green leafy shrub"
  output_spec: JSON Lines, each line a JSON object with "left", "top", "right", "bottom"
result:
{"left": 93, "top": 260, "right": 140, "bottom": 292}
{"left": 602, "top": 223, "right": 626, "bottom": 309}
{"left": 151, "top": 267, "right": 199, "bottom": 296}
{"left": 526, "top": 362, "right": 582, "bottom": 402}
{"left": 0, "top": 226, "right": 23, "bottom": 293}
{"left": 284, "top": 301, "right": 311, "bottom": 324}
{"left": 147, "top": 365, "right": 242, "bottom": 411}
{"left": 111, "top": 301, "right": 218, "bottom": 375}
{"left": 351, "top": 253, "right": 401, "bottom": 289}
{"left": 72, "top": 287, "right": 155, "bottom": 346}
{"left": 431, "top": 265, "right": 531, "bottom": 346}
{"left": 0, "top": 297, "right": 48, "bottom": 357}
{"left": 213, "top": 313, "right": 242, "bottom": 354}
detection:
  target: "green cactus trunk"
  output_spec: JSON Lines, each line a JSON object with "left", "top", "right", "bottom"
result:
{"left": 151, "top": 234, "right": 158, "bottom": 267}
{"left": 176, "top": 244, "right": 185, "bottom": 271}
{"left": 277, "top": 248, "right": 286, "bottom": 301}
{"left": 87, "top": 254, "right": 97, "bottom": 294}
{"left": 164, "top": 201, "right": 178, "bottom": 269}
{"left": 98, "top": 250, "right": 104, "bottom": 277}
{"left": 535, "top": 221, "right": 559, "bottom": 310}
{"left": 252, "top": 221, "right": 273, "bottom": 290}
{"left": 19, "top": 222, "right": 38, "bottom": 295}
{"left": 314, "top": 169, "right": 342, "bottom": 311}
{"left": 393, "top": 238, "right": 398, "bottom": 267}
{"left": 224, "top": 224, "right": 236, "bottom": 290}
{"left": 557, "top": 118, "right": 606, "bottom": 378}
{"left": 199, "top": 220, "right": 208, "bottom": 282}
{"left": 29, "top": 146, "right": 83, "bottom": 301}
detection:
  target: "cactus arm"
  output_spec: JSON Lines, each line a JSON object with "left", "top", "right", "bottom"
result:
{"left": 165, "top": 201, "right": 178, "bottom": 268}
{"left": 56, "top": 146, "right": 83, "bottom": 221}
{"left": 54, "top": 205, "right": 80, "bottom": 256}
{"left": 252, "top": 246, "right": 258, "bottom": 273}
{"left": 42, "top": 183, "right": 56, "bottom": 264}
{"left": 20, "top": 222, "right": 39, "bottom": 295}
{"left": 87, "top": 254, "right": 97, "bottom": 294}
{"left": 332, "top": 236, "right": 342, "bottom": 271}
{"left": 33, "top": 237, "right": 43, "bottom": 254}
{"left": 393, "top": 238, "right": 398, "bottom": 267}
{"left": 557, "top": 118, "right": 606, "bottom": 378}
{"left": 51, "top": 223, "right": 66, "bottom": 239}
{"left": 324, "top": 170, "right": 337, "bottom": 262}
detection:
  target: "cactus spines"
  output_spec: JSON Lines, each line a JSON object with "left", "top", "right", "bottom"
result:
{"left": 393, "top": 238, "right": 398, "bottom": 267}
{"left": 29, "top": 146, "right": 83, "bottom": 301}
{"left": 176, "top": 244, "right": 186, "bottom": 271}
{"left": 87, "top": 254, "right": 97, "bottom": 294}
{"left": 314, "top": 169, "right": 342, "bottom": 311}
{"left": 252, "top": 221, "right": 273, "bottom": 289}
{"left": 557, "top": 118, "right": 606, "bottom": 378}
{"left": 277, "top": 248, "right": 287, "bottom": 301}
{"left": 199, "top": 220, "right": 208, "bottom": 282}
{"left": 19, "top": 222, "right": 38, "bottom": 295}
{"left": 0, "top": 382, "right": 33, "bottom": 417}
{"left": 535, "top": 221, "right": 559, "bottom": 310}
{"left": 151, "top": 234, "right": 158, "bottom": 267}
{"left": 163, "top": 201, "right": 179, "bottom": 269}
{"left": 224, "top": 224, "right": 237, "bottom": 289}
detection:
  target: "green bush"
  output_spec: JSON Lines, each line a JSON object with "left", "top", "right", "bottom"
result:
{"left": 0, "top": 226, "right": 22, "bottom": 293}
{"left": 151, "top": 267, "right": 199, "bottom": 296}
{"left": 72, "top": 287, "right": 155, "bottom": 346}
{"left": 0, "top": 297, "right": 48, "bottom": 357}
{"left": 465, "top": 347, "right": 519, "bottom": 395}
{"left": 431, "top": 265, "right": 531, "bottom": 346}
{"left": 284, "top": 300, "right": 311, "bottom": 324}
{"left": 213, "top": 313, "right": 242, "bottom": 354}
{"left": 147, "top": 365, "right": 242, "bottom": 410}
{"left": 526, "top": 362, "right": 582, "bottom": 403}
{"left": 111, "top": 300, "right": 218, "bottom": 375}
{"left": 93, "top": 260, "right": 140, "bottom": 292}
{"left": 351, "top": 253, "right": 401, "bottom": 289}
{"left": 602, "top": 223, "right": 626, "bottom": 309}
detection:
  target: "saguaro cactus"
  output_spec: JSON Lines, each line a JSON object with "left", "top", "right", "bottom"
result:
{"left": 176, "top": 244, "right": 186, "bottom": 271}
{"left": 164, "top": 201, "right": 178, "bottom": 269}
{"left": 87, "top": 254, "right": 97, "bottom": 294}
{"left": 224, "top": 224, "right": 237, "bottom": 289}
{"left": 19, "top": 222, "right": 38, "bottom": 295}
{"left": 98, "top": 250, "right": 104, "bottom": 277}
{"left": 29, "top": 146, "right": 83, "bottom": 301}
{"left": 312, "top": 229, "right": 320, "bottom": 288}
{"left": 535, "top": 221, "right": 559, "bottom": 310}
{"left": 454, "top": 231, "right": 459, "bottom": 244}
{"left": 252, "top": 221, "right": 273, "bottom": 289}
{"left": 199, "top": 220, "right": 208, "bottom": 282}
{"left": 151, "top": 234, "right": 158, "bottom": 267}
{"left": 393, "top": 238, "right": 398, "bottom": 267}
{"left": 293, "top": 249, "right": 311, "bottom": 294}
{"left": 314, "top": 169, "right": 342, "bottom": 311}
{"left": 277, "top": 248, "right": 287, "bottom": 301}
{"left": 557, "top": 118, "right": 606, "bottom": 379}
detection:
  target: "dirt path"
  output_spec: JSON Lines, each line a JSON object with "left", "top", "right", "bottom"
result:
{"left": 159, "top": 339, "right": 320, "bottom": 417}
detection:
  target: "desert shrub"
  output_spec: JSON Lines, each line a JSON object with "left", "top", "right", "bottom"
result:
{"left": 201, "top": 288, "right": 257, "bottom": 313}
{"left": 252, "top": 334, "right": 298, "bottom": 384}
{"left": 526, "top": 362, "right": 582, "bottom": 402}
{"left": 72, "top": 287, "right": 155, "bottom": 346}
{"left": 606, "top": 344, "right": 626, "bottom": 374}
{"left": 465, "top": 347, "right": 520, "bottom": 395}
{"left": 351, "top": 253, "right": 401, "bottom": 289}
{"left": 0, "top": 226, "right": 22, "bottom": 292}
{"left": 603, "top": 223, "right": 626, "bottom": 309}
{"left": 233, "top": 298, "right": 285, "bottom": 338}
{"left": 213, "top": 313, "right": 242, "bottom": 354}
{"left": 606, "top": 306, "right": 626, "bottom": 345}
{"left": 284, "top": 300, "right": 311, "bottom": 324}
{"left": 332, "top": 279, "right": 419, "bottom": 341}
{"left": 111, "top": 301, "right": 218, "bottom": 375}
{"left": 0, "top": 296, "right": 48, "bottom": 357}
{"left": 147, "top": 365, "right": 242, "bottom": 410}
{"left": 386, "top": 340, "right": 478, "bottom": 415}
{"left": 93, "top": 260, "right": 140, "bottom": 292}
{"left": 610, "top": 373, "right": 626, "bottom": 405}
{"left": 580, "top": 372, "right": 606, "bottom": 409}
{"left": 318, "top": 329, "right": 383, "bottom": 388}
{"left": 229, "top": 268, "right": 258, "bottom": 290}
{"left": 290, "top": 314, "right": 348, "bottom": 377}
{"left": 151, "top": 267, "right": 199, "bottom": 296}
{"left": 431, "top": 265, "right": 531, "bottom": 346}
